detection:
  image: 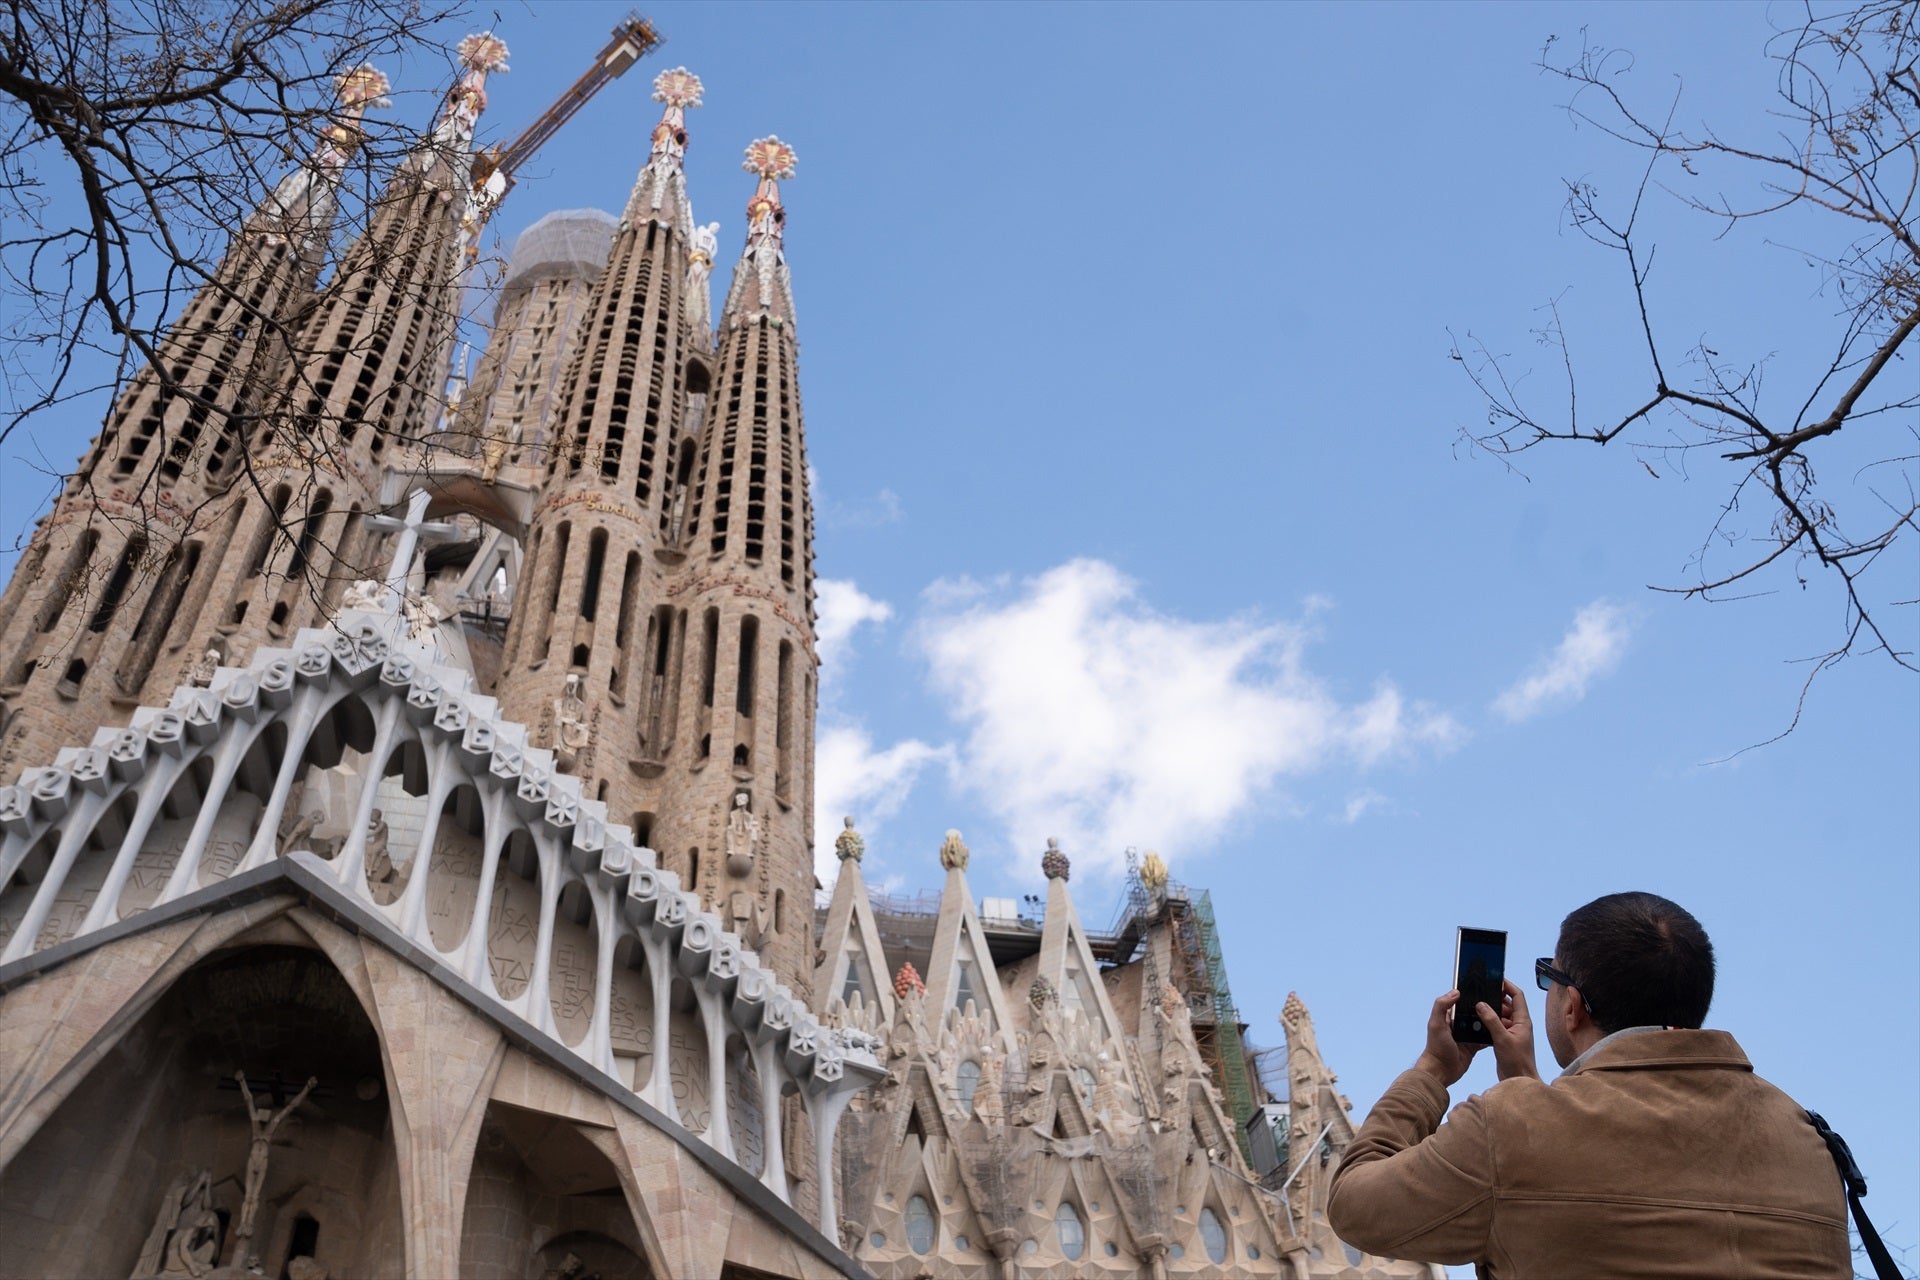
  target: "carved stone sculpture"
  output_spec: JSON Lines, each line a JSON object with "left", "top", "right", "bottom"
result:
{"left": 971, "top": 1051, "right": 1004, "bottom": 1127}
{"left": 724, "top": 791, "right": 759, "bottom": 877}
{"left": 187, "top": 649, "right": 221, "bottom": 688}
{"left": 893, "top": 962, "right": 924, "bottom": 1000}
{"left": 150, "top": 1169, "right": 220, "bottom": 1278}
{"left": 278, "top": 809, "right": 322, "bottom": 857}
{"left": 553, "top": 673, "right": 591, "bottom": 768}
{"left": 1140, "top": 848, "right": 1169, "bottom": 890}
{"left": 1092, "top": 1052, "right": 1139, "bottom": 1141}
{"left": 340, "top": 579, "right": 385, "bottom": 612}
{"left": 233, "top": 1073, "right": 318, "bottom": 1249}
{"left": 402, "top": 590, "right": 442, "bottom": 641}
{"left": 938, "top": 829, "right": 968, "bottom": 872}
{"left": 364, "top": 810, "right": 396, "bottom": 884}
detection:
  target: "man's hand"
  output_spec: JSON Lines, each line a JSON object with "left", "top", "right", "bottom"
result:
{"left": 1412, "top": 990, "right": 1481, "bottom": 1087}
{"left": 1477, "top": 978, "right": 1541, "bottom": 1082}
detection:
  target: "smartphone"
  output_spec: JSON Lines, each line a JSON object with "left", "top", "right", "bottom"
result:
{"left": 1451, "top": 926, "right": 1507, "bottom": 1045}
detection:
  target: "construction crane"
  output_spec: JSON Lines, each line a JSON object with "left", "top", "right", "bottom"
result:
{"left": 469, "top": 12, "right": 663, "bottom": 216}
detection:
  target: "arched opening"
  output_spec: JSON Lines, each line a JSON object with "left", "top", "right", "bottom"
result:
{"left": 547, "top": 880, "right": 597, "bottom": 1048}
{"left": 1055, "top": 1201, "right": 1086, "bottom": 1262}
{"left": 118, "top": 753, "right": 218, "bottom": 916}
{"left": 425, "top": 783, "right": 485, "bottom": 954}
{"left": 274, "top": 694, "right": 378, "bottom": 865}
{"left": 0, "top": 945, "right": 402, "bottom": 1278}
{"left": 665, "top": 976, "right": 708, "bottom": 1136}
{"left": 954, "top": 1059, "right": 981, "bottom": 1116}
{"left": 905, "top": 1193, "right": 937, "bottom": 1256}
{"left": 487, "top": 828, "right": 541, "bottom": 1001}
{"left": 1199, "top": 1205, "right": 1229, "bottom": 1265}
{"left": 609, "top": 935, "right": 655, "bottom": 1093}
{"left": 365, "top": 736, "right": 429, "bottom": 904}
{"left": 725, "top": 1034, "right": 764, "bottom": 1176}
{"left": 459, "top": 1104, "right": 653, "bottom": 1279}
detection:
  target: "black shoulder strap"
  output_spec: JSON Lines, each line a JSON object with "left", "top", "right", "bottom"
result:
{"left": 1808, "top": 1111, "right": 1904, "bottom": 1280}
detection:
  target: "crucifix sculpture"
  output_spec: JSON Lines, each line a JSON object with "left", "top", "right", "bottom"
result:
{"left": 360, "top": 489, "right": 460, "bottom": 613}
{"left": 231, "top": 1071, "right": 318, "bottom": 1251}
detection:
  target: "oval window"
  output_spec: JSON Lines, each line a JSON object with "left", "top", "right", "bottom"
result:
{"left": 1199, "top": 1207, "right": 1228, "bottom": 1265}
{"left": 1056, "top": 1202, "right": 1085, "bottom": 1261}
{"left": 905, "top": 1195, "right": 936, "bottom": 1256}
{"left": 955, "top": 1060, "right": 981, "bottom": 1115}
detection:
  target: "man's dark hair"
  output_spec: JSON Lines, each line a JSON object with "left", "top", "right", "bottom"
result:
{"left": 1556, "top": 892, "right": 1715, "bottom": 1033}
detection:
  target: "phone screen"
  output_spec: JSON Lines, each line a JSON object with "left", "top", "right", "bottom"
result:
{"left": 1452, "top": 926, "right": 1507, "bottom": 1045}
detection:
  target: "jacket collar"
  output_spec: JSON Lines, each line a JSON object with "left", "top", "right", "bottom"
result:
{"left": 1567, "top": 1027, "right": 1751, "bottom": 1075}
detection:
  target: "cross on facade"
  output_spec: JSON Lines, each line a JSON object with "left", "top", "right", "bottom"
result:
{"left": 217, "top": 1070, "right": 332, "bottom": 1107}
{"left": 362, "top": 489, "right": 461, "bottom": 612}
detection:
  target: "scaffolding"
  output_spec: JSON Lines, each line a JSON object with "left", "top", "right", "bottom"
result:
{"left": 1168, "top": 889, "right": 1256, "bottom": 1162}
{"left": 1107, "top": 852, "right": 1258, "bottom": 1165}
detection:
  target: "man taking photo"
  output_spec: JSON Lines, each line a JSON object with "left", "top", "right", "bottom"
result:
{"left": 1327, "top": 891, "right": 1849, "bottom": 1277}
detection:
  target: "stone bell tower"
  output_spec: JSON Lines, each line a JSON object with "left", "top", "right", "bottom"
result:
{"left": 185, "top": 33, "right": 510, "bottom": 669}
{"left": 648, "top": 135, "right": 817, "bottom": 992}
{"left": 0, "top": 65, "right": 392, "bottom": 775}
{"left": 494, "top": 66, "right": 712, "bottom": 820}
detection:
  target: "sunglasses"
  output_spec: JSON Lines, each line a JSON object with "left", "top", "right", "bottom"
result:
{"left": 1535, "top": 957, "right": 1596, "bottom": 1015}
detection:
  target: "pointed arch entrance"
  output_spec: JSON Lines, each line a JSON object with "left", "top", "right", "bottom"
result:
{"left": 0, "top": 943, "right": 403, "bottom": 1278}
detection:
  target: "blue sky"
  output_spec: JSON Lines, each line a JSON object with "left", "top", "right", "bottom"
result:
{"left": 3, "top": 0, "right": 1915, "bottom": 1258}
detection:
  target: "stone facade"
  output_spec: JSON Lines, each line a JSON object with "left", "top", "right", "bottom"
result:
{"left": 0, "top": 34, "right": 1425, "bottom": 1280}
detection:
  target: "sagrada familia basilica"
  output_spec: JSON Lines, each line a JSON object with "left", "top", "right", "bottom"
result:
{"left": 0, "top": 25, "right": 1436, "bottom": 1280}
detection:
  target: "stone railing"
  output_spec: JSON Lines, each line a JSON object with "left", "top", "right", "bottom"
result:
{"left": 0, "top": 610, "right": 880, "bottom": 1234}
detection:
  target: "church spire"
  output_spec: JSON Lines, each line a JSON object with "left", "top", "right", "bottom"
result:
{"left": 722, "top": 137, "right": 798, "bottom": 329}
{"left": 185, "top": 33, "right": 508, "bottom": 667}
{"left": 0, "top": 64, "right": 394, "bottom": 766}
{"left": 256, "top": 64, "right": 393, "bottom": 250}
{"left": 624, "top": 66, "right": 702, "bottom": 232}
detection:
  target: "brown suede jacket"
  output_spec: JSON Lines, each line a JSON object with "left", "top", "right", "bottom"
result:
{"left": 1326, "top": 1030, "right": 1849, "bottom": 1278}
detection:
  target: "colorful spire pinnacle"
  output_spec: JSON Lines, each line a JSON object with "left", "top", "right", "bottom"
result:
{"left": 261, "top": 64, "right": 391, "bottom": 241}
{"left": 647, "top": 67, "right": 703, "bottom": 163}
{"left": 315, "top": 65, "right": 392, "bottom": 167}
{"left": 742, "top": 136, "right": 796, "bottom": 245}
{"left": 437, "top": 32, "right": 510, "bottom": 142}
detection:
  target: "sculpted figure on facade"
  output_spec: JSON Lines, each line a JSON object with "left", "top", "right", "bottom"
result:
{"left": 1092, "top": 1051, "right": 1140, "bottom": 1141}
{"left": 553, "top": 673, "right": 591, "bottom": 767}
{"left": 402, "top": 590, "right": 443, "bottom": 641}
{"left": 187, "top": 648, "right": 221, "bottom": 688}
{"left": 725, "top": 790, "right": 760, "bottom": 876}
{"left": 340, "top": 579, "right": 385, "bottom": 612}
{"left": 971, "top": 1049, "right": 1004, "bottom": 1128}
{"left": 233, "top": 1073, "right": 318, "bottom": 1250}
{"left": 150, "top": 1169, "right": 221, "bottom": 1278}
{"left": 278, "top": 809, "right": 323, "bottom": 857}
{"left": 364, "top": 810, "right": 397, "bottom": 885}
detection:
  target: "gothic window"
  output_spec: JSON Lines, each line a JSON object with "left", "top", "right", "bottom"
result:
{"left": 87, "top": 536, "right": 145, "bottom": 632}
{"left": 953, "top": 962, "right": 977, "bottom": 1015}
{"left": 904, "top": 1195, "right": 936, "bottom": 1256}
{"left": 955, "top": 1060, "right": 981, "bottom": 1115}
{"left": 840, "top": 957, "right": 865, "bottom": 1008}
{"left": 1055, "top": 1203, "right": 1085, "bottom": 1261}
{"left": 735, "top": 615, "right": 758, "bottom": 717}
{"left": 1199, "top": 1207, "right": 1228, "bottom": 1265}
{"left": 580, "top": 529, "right": 607, "bottom": 622}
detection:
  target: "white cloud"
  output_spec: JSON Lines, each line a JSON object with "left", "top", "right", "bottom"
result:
{"left": 812, "top": 725, "right": 950, "bottom": 884}
{"left": 813, "top": 578, "right": 893, "bottom": 687}
{"left": 1341, "top": 789, "right": 1392, "bottom": 824}
{"left": 1494, "top": 600, "right": 1634, "bottom": 723}
{"left": 916, "top": 559, "right": 1458, "bottom": 878}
